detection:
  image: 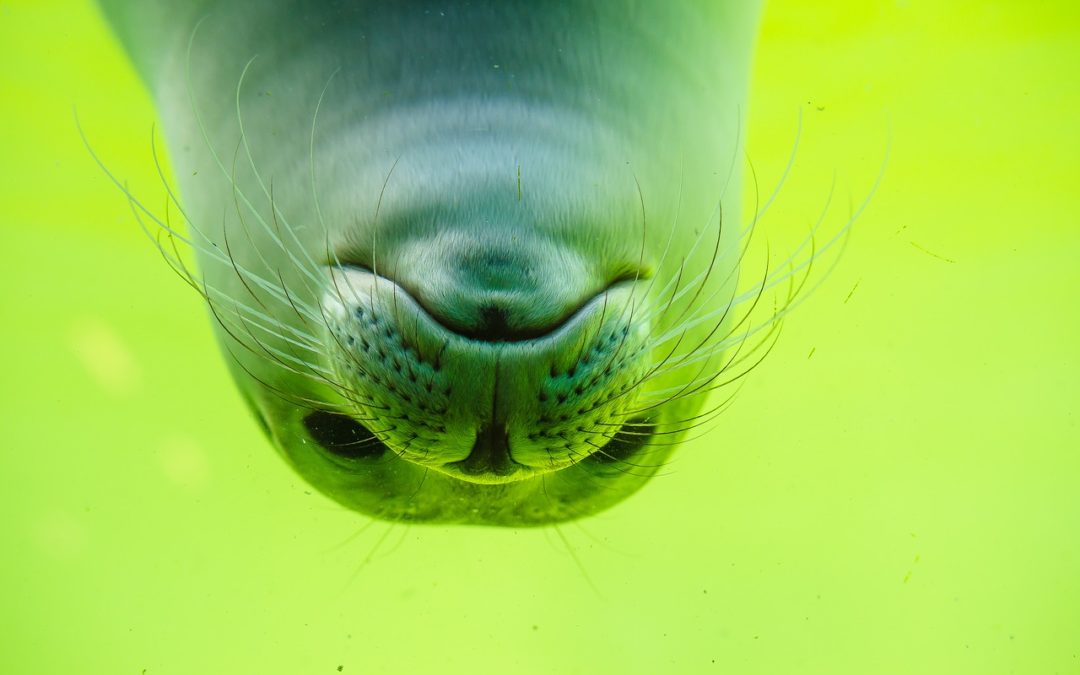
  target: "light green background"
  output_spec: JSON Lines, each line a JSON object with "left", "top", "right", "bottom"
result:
{"left": 1, "top": 1, "right": 1078, "bottom": 673}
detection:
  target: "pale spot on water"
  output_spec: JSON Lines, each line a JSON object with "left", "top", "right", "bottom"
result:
{"left": 33, "top": 511, "right": 89, "bottom": 560}
{"left": 69, "top": 317, "right": 141, "bottom": 396}
{"left": 158, "top": 436, "right": 210, "bottom": 489}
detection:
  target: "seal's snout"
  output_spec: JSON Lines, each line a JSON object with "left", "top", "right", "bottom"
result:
{"left": 320, "top": 265, "right": 651, "bottom": 484}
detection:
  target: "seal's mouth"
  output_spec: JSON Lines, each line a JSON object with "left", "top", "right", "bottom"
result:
{"left": 331, "top": 225, "right": 651, "bottom": 345}
{"left": 314, "top": 263, "right": 655, "bottom": 485}
{"left": 403, "top": 267, "right": 647, "bottom": 344}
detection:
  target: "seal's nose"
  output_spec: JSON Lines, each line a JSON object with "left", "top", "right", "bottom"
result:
{"left": 454, "top": 422, "right": 516, "bottom": 477}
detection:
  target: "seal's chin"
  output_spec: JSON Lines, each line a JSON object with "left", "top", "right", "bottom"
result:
{"left": 318, "top": 263, "right": 653, "bottom": 486}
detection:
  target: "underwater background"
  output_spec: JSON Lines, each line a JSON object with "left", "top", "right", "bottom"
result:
{"left": 1, "top": 1, "right": 1078, "bottom": 673}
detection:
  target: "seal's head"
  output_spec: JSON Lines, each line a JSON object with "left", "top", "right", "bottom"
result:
{"left": 99, "top": 0, "right": 767, "bottom": 525}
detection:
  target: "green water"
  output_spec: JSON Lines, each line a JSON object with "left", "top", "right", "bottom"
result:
{"left": 2, "top": 1, "right": 1078, "bottom": 673}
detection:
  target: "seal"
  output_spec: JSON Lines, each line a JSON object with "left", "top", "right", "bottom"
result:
{"left": 96, "top": 0, "right": 767, "bottom": 525}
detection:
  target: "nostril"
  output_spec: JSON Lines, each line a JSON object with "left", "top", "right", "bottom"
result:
{"left": 453, "top": 422, "right": 517, "bottom": 477}
{"left": 303, "top": 410, "right": 389, "bottom": 461}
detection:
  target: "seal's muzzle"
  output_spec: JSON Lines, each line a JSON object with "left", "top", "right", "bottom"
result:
{"left": 321, "top": 265, "right": 651, "bottom": 484}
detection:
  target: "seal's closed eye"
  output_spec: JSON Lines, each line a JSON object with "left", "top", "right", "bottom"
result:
{"left": 303, "top": 411, "right": 388, "bottom": 461}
